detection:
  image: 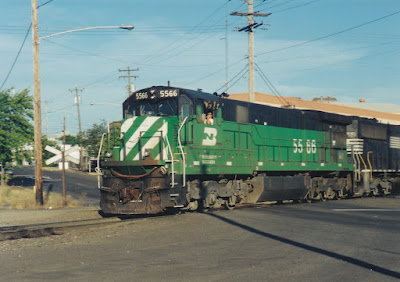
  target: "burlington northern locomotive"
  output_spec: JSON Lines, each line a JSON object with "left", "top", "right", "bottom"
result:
{"left": 99, "top": 86, "right": 400, "bottom": 214}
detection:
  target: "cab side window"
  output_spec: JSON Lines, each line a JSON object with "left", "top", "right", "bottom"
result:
{"left": 181, "top": 103, "right": 190, "bottom": 120}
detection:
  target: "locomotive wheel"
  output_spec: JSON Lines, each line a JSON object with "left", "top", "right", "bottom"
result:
{"left": 304, "top": 191, "right": 313, "bottom": 203}
{"left": 224, "top": 195, "right": 236, "bottom": 210}
{"left": 324, "top": 188, "right": 338, "bottom": 200}
{"left": 316, "top": 192, "right": 326, "bottom": 202}
{"left": 224, "top": 200, "right": 235, "bottom": 210}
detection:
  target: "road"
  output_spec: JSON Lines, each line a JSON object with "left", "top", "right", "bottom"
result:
{"left": 10, "top": 166, "right": 100, "bottom": 206}
{"left": 1, "top": 196, "right": 399, "bottom": 281}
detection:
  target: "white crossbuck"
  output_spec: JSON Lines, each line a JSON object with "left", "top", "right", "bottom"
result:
{"left": 45, "top": 145, "right": 80, "bottom": 165}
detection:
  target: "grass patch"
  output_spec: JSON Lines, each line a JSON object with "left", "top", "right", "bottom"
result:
{"left": 0, "top": 185, "right": 87, "bottom": 210}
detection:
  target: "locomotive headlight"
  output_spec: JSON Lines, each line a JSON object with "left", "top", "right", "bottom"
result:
{"left": 160, "top": 166, "right": 168, "bottom": 175}
{"left": 105, "top": 152, "right": 112, "bottom": 158}
{"left": 144, "top": 150, "right": 150, "bottom": 158}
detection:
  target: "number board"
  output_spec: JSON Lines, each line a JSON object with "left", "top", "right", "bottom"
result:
{"left": 134, "top": 89, "right": 179, "bottom": 101}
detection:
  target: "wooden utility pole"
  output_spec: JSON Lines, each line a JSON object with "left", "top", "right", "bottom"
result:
{"left": 31, "top": 0, "right": 44, "bottom": 205}
{"left": 69, "top": 87, "right": 84, "bottom": 170}
{"left": 62, "top": 117, "right": 67, "bottom": 206}
{"left": 231, "top": 2, "right": 271, "bottom": 103}
{"left": 119, "top": 67, "right": 139, "bottom": 96}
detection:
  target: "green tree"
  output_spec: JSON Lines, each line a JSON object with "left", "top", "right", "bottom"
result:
{"left": 82, "top": 120, "right": 121, "bottom": 158}
{"left": 58, "top": 134, "right": 80, "bottom": 146}
{"left": 0, "top": 88, "right": 33, "bottom": 186}
{"left": 83, "top": 121, "right": 108, "bottom": 157}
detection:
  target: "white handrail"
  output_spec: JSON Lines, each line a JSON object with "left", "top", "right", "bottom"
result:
{"left": 178, "top": 117, "right": 188, "bottom": 187}
{"left": 163, "top": 121, "right": 175, "bottom": 188}
{"left": 96, "top": 133, "right": 106, "bottom": 189}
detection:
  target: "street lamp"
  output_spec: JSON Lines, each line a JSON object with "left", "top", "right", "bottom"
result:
{"left": 90, "top": 102, "right": 120, "bottom": 106}
{"left": 31, "top": 0, "right": 133, "bottom": 205}
{"left": 39, "top": 25, "right": 134, "bottom": 40}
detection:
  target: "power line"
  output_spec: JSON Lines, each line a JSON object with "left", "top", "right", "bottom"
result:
{"left": 183, "top": 57, "right": 246, "bottom": 88}
{"left": 226, "top": 67, "right": 249, "bottom": 91}
{"left": 0, "top": 24, "right": 31, "bottom": 91}
{"left": 45, "top": 39, "right": 128, "bottom": 63}
{"left": 38, "top": 0, "right": 55, "bottom": 8}
{"left": 255, "top": 0, "right": 300, "bottom": 10}
{"left": 255, "top": 62, "right": 291, "bottom": 106}
{"left": 137, "top": 0, "right": 240, "bottom": 66}
{"left": 271, "top": 0, "right": 321, "bottom": 14}
{"left": 257, "top": 9, "right": 400, "bottom": 57}
{"left": 0, "top": 0, "right": 56, "bottom": 91}
{"left": 215, "top": 63, "right": 249, "bottom": 92}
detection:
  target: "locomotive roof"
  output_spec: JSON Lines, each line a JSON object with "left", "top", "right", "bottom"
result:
{"left": 229, "top": 92, "right": 400, "bottom": 125}
{"left": 124, "top": 86, "right": 221, "bottom": 106}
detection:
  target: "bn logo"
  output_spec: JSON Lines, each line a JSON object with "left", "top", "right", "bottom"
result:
{"left": 202, "top": 128, "right": 217, "bottom": 146}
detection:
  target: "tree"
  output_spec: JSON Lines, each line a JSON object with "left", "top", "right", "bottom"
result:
{"left": 0, "top": 88, "right": 33, "bottom": 186}
{"left": 83, "top": 120, "right": 108, "bottom": 157}
{"left": 57, "top": 134, "right": 80, "bottom": 146}
{"left": 82, "top": 120, "right": 121, "bottom": 158}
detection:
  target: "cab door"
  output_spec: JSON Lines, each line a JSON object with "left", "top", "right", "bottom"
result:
{"left": 178, "top": 95, "right": 193, "bottom": 144}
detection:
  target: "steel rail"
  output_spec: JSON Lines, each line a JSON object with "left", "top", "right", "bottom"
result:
{"left": 0, "top": 216, "right": 125, "bottom": 241}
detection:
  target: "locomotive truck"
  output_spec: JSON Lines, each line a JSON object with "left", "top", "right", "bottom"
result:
{"left": 98, "top": 86, "right": 400, "bottom": 214}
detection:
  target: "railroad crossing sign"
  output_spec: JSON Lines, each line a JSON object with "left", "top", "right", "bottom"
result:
{"left": 45, "top": 145, "right": 80, "bottom": 165}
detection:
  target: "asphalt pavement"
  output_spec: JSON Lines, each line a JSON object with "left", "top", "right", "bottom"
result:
{"left": 1, "top": 196, "right": 399, "bottom": 281}
{"left": 9, "top": 166, "right": 100, "bottom": 207}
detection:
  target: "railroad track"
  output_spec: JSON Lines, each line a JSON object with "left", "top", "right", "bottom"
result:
{"left": 0, "top": 216, "right": 128, "bottom": 241}
{"left": 0, "top": 210, "right": 180, "bottom": 241}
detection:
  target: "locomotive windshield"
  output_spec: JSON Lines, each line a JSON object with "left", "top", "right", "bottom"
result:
{"left": 127, "top": 100, "right": 177, "bottom": 117}
{"left": 124, "top": 88, "right": 181, "bottom": 118}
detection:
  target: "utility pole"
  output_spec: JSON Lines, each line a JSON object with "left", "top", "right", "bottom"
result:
{"left": 231, "top": 1, "right": 271, "bottom": 103}
{"left": 119, "top": 67, "right": 139, "bottom": 96}
{"left": 69, "top": 87, "right": 84, "bottom": 170}
{"left": 62, "top": 117, "right": 67, "bottom": 206}
{"left": 31, "top": 0, "right": 43, "bottom": 205}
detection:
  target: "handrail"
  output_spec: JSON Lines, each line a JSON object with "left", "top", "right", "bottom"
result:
{"left": 358, "top": 153, "right": 368, "bottom": 170}
{"left": 367, "top": 151, "right": 373, "bottom": 181}
{"left": 163, "top": 120, "right": 175, "bottom": 188}
{"left": 355, "top": 153, "right": 361, "bottom": 182}
{"left": 351, "top": 146, "right": 359, "bottom": 182}
{"left": 178, "top": 117, "right": 188, "bottom": 187}
{"left": 96, "top": 133, "right": 106, "bottom": 189}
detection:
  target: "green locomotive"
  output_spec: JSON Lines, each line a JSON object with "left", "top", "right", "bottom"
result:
{"left": 99, "top": 86, "right": 396, "bottom": 214}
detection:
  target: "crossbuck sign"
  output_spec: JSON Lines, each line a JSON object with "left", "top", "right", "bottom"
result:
{"left": 45, "top": 145, "right": 80, "bottom": 165}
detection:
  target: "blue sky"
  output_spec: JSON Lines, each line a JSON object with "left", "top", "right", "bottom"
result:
{"left": 1, "top": 0, "right": 399, "bottom": 135}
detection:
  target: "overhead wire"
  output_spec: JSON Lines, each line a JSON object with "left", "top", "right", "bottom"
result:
{"left": 0, "top": 24, "right": 31, "bottom": 91}
{"left": 183, "top": 56, "right": 246, "bottom": 88}
{"left": 257, "top": 9, "right": 400, "bottom": 57}
{"left": 215, "top": 63, "right": 249, "bottom": 92}
{"left": 271, "top": 0, "right": 321, "bottom": 14}
{"left": 136, "top": 1, "right": 232, "bottom": 65}
{"left": 73, "top": 0, "right": 245, "bottom": 92}
{"left": 0, "top": 0, "right": 56, "bottom": 91}
{"left": 255, "top": 62, "right": 291, "bottom": 106}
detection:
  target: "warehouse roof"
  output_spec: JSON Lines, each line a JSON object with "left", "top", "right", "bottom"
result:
{"left": 229, "top": 92, "right": 400, "bottom": 125}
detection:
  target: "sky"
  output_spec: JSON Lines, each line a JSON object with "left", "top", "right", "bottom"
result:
{"left": 1, "top": 0, "right": 399, "bottom": 135}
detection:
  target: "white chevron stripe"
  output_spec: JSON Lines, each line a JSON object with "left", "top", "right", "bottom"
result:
{"left": 133, "top": 121, "right": 168, "bottom": 160}
{"left": 120, "top": 117, "right": 160, "bottom": 160}
{"left": 120, "top": 117, "right": 137, "bottom": 136}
